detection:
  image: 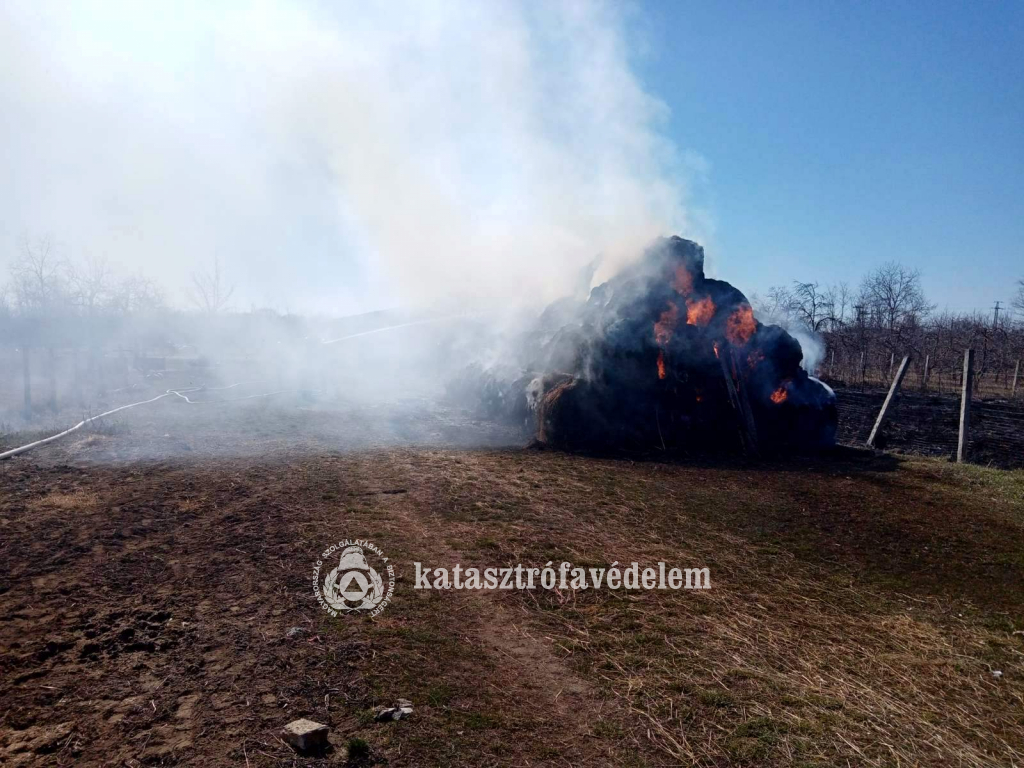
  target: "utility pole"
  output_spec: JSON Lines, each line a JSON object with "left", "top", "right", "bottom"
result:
{"left": 854, "top": 304, "right": 866, "bottom": 385}
{"left": 993, "top": 301, "right": 1002, "bottom": 330}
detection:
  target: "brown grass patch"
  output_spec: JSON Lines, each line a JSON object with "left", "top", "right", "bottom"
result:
{"left": 28, "top": 489, "right": 98, "bottom": 512}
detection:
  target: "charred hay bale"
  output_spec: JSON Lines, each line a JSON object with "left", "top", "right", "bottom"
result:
{"left": 536, "top": 375, "right": 589, "bottom": 449}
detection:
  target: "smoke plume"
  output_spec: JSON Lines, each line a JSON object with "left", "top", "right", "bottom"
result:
{"left": 1, "top": 0, "right": 696, "bottom": 313}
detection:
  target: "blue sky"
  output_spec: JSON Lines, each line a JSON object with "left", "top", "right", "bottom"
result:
{"left": 637, "top": 1, "right": 1023, "bottom": 315}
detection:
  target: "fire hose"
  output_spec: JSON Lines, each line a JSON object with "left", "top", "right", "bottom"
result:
{"left": 0, "top": 384, "right": 282, "bottom": 461}
{"left": 0, "top": 315, "right": 459, "bottom": 461}
{"left": 320, "top": 316, "right": 454, "bottom": 345}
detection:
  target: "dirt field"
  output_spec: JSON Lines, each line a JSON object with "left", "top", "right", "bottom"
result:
{"left": 2, "top": 396, "right": 1023, "bottom": 766}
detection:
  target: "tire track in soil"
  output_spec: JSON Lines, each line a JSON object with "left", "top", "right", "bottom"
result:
{"left": 326, "top": 450, "right": 637, "bottom": 767}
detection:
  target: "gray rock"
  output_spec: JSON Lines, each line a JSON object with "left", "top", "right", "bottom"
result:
{"left": 375, "top": 700, "right": 414, "bottom": 722}
{"left": 281, "top": 718, "right": 329, "bottom": 752}
{"left": 285, "top": 627, "right": 306, "bottom": 639}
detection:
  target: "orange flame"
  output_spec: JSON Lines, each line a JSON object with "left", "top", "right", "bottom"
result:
{"left": 673, "top": 266, "right": 694, "bottom": 295}
{"left": 654, "top": 301, "right": 679, "bottom": 346}
{"left": 657, "top": 349, "right": 666, "bottom": 380}
{"left": 686, "top": 296, "right": 715, "bottom": 326}
{"left": 713, "top": 341, "right": 720, "bottom": 358}
{"left": 725, "top": 304, "right": 756, "bottom": 346}
{"left": 770, "top": 387, "right": 788, "bottom": 404}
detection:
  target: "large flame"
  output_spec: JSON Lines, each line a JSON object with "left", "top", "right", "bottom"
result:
{"left": 654, "top": 301, "right": 680, "bottom": 346}
{"left": 726, "top": 304, "right": 756, "bottom": 346}
{"left": 685, "top": 295, "right": 715, "bottom": 326}
{"left": 657, "top": 349, "right": 666, "bottom": 380}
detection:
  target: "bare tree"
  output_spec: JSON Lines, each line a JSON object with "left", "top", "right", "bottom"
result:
{"left": 1013, "top": 279, "right": 1024, "bottom": 320}
{"left": 187, "top": 257, "right": 235, "bottom": 314}
{"left": 859, "top": 262, "right": 933, "bottom": 332}
{"left": 751, "top": 285, "right": 796, "bottom": 325}
{"left": 823, "top": 281, "right": 851, "bottom": 329}
{"left": 113, "top": 275, "right": 165, "bottom": 314}
{"left": 791, "top": 281, "right": 836, "bottom": 332}
{"left": 68, "top": 254, "right": 115, "bottom": 314}
{"left": 10, "top": 235, "right": 68, "bottom": 314}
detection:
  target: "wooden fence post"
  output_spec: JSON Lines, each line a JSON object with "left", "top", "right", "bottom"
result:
{"left": 22, "top": 345, "right": 32, "bottom": 414}
{"left": 860, "top": 351, "right": 866, "bottom": 384}
{"left": 868, "top": 355, "right": 911, "bottom": 448}
{"left": 1012, "top": 360, "right": 1020, "bottom": 399}
{"left": 48, "top": 347, "right": 58, "bottom": 412}
{"left": 957, "top": 349, "right": 974, "bottom": 463}
{"left": 73, "top": 348, "right": 83, "bottom": 406}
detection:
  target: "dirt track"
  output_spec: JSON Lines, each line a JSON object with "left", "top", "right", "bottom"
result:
{"left": 2, "top": 398, "right": 1023, "bottom": 766}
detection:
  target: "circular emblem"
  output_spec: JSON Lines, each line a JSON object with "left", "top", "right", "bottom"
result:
{"left": 313, "top": 540, "right": 394, "bottom": 617}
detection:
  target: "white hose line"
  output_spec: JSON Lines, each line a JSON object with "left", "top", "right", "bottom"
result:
{"left": 166, "top": 383, "right": 239, "bottom": 403}
{"left": 0, "top": 392, "right": 172, "bottom": 461}
{"left": 0, "top": 383, "right": 284, "bottom": 461}
{"left": 2, "top": 317, "right": 456, "bottom": 461}
{"left": 170, "top": 388, "right": 285, "bottom": 404}
{"left": 320, "top": 315, "right": 459, "bottom": 345}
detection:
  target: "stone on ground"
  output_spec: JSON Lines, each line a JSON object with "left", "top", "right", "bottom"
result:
{"left": 281, "top": 718, "right": 329, "bottom": 752}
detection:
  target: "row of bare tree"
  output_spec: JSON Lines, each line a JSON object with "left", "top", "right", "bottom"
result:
{"left": 751, "top": 262, "right": 1024, "bottom": 396}
{"left": 0, "top": 236, "right": 236, "bottom": 345}
{"left": 0, "top": 236, "right": 164, "bottom": 319}
{"left": 0, "top": 238, "right": 255, "bottom": 418}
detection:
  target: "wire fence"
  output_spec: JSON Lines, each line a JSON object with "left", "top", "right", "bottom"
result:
{"left": 827, "top": 380, "right": 1024, "bottom": 469}
{"left": 819, "top": 319, "right": 1024, "bottom": 400}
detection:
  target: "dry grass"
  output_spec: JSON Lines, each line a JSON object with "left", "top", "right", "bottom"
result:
{"left": 27, "top": 489, "right": 97, "bottom": 512}
{"left": 525, "top": 564, "right": 1021, "bottom": 767}
{"left": 399, "top": 449, "right": 1024, "bottom": 767}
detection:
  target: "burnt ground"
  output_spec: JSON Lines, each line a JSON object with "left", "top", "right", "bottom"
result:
{"left": 829, "top": 382, "right": 1024, "bottom": 470}
{"left": 1, "top": 394, "right": 1023, "bottom": 767}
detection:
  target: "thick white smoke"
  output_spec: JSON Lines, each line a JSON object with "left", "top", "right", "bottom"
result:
{"left": 0, "top": 0, "right": 695, "bottom": 313}
{"left": 788, "top": 329, "right": 825, "bottom": 375}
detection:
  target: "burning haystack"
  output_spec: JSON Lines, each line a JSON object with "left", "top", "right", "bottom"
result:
{"left": 454, "top": 236, "right": 837, "bottom": 454}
